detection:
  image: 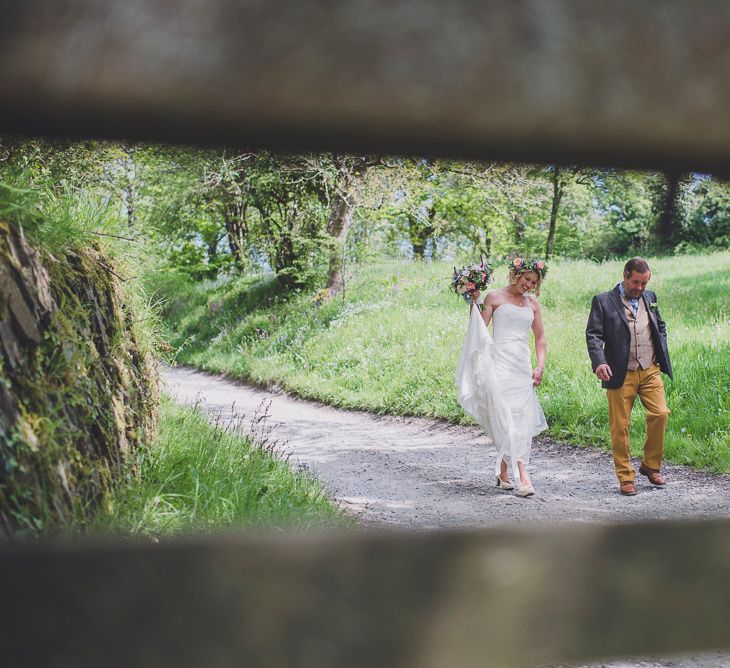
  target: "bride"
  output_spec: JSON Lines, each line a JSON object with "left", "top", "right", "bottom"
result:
{"left": 456, "top": 258, "right": 548, "bottom": 497}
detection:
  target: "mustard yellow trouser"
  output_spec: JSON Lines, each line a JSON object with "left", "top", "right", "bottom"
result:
{"left": 606, "top": 365, "right": 670, "bottom": 483}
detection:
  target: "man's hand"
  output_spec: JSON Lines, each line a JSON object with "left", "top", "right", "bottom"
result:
{"left": 595, "top": 363, "right": 612, "bottom": 381}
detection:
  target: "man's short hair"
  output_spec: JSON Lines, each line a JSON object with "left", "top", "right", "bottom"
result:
{"left": 624, "top": 257, "right": 651, "bottom": 277}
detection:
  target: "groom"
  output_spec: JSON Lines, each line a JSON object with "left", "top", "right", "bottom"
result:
{"left": 586, "top": 258, "right": 672, "bottom": 496}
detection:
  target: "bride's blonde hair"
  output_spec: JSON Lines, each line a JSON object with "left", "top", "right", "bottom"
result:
{"left": 508, "top": 268, "right": 543, "bottom": 296}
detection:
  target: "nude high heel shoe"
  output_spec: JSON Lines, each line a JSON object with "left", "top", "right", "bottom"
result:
{"left": 517, "top": 483, "right": 535, "bottom": 497}
{"left": 495, "top": 476, "right": 515, "bottom": 491}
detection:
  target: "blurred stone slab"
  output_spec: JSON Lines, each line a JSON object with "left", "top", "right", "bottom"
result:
{"left": 1, "top": 519, "right": 729, "bottom": 667}
{"left": 1, "top": 1, "right": 730, "bottom": 172}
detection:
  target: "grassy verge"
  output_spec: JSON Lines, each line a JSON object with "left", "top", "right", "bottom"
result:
{"left": 154, "top": 252, "right": 730, "bottom": 473}
{"left": 90, "top": 396, "right": 349, "bottom": 536}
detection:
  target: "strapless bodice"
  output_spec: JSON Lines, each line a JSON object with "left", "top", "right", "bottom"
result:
{"left": 491, "top": 303, "right": 534, "bottom": 344}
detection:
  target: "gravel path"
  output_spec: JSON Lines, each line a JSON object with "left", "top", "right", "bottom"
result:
{"left": 162, "top": 366, "right": 729, "bottom": 528}
{"left": 161, "top": 365, "right": 730, "bottom": 667}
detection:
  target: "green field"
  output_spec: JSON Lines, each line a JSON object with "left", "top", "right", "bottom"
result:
{"left": 155, "top": 252, "right": 730, "bottom": 472}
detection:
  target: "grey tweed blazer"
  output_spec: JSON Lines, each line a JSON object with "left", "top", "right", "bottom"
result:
{"left": 586, "top": 286, "right": 672, "bottom": 389}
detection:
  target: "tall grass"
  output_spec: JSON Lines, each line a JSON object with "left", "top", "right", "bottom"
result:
{"left": 91, "top": 396, "right": 348, "bottom": 536}
{"left": 156, "top": 252, "right": 730, "bottom": 472}
{"left": 0, "top": 172, "right": 123, "bottom": 251}
{"left": 0, "top": 171, "right": 163, "bottom": 359}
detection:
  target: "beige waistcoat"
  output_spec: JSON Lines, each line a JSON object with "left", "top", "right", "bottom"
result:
{"left": 621, "top": 296, "right": 656, "bottom": 370}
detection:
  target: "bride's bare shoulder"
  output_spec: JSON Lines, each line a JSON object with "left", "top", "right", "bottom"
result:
{"left": 483, "top": 290, "right": 504, "bottom": 306}
{"left": 485, "top": 288, "right": 508, "bottom": 303}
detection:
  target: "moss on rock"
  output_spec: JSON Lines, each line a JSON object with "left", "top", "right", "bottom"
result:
{"left": 0, "top": 222, "right": 158, "bottom": 537}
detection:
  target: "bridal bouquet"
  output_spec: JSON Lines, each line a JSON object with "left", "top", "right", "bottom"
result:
{"left": 451, "top": 261, "right": 493, "bottom": 303}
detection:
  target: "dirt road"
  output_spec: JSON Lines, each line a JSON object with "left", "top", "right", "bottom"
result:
{"left": 162, "top": 366, "right": 729, "bottom": 528}
{"left": 161, "top": 365, "right": 730, "bottom": 668}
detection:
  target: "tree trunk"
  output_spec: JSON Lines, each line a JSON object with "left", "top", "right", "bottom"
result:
{"left": 224, "top": 202, "right": 247, "bottom": 268}
{"left": 326, "top": 184, "right": 358, "bottom": 297}
{"left": 411, "top": 204, "right": 436, "bottom": 260}
{"left": 657, "top": 173, "right": 681, "bottom": 248}
{"left": 513, "top": 213, "right": 525, "bottom": 245}
{"left": 275, "top": 230, "right": 297, "bottom": 289}
{"left": 225, "top": 218, "right": 242, "bottom": 265}
{"left": 123, "top": 145, "right": 137, "bottom": 229}
{"left": 545, "top": 167, "right": 564, "bottom": 260}
{"left": 206, "top": 236, "right": 220, "bottom": 277}
{"left": 207, "top": 237, "right": 219, "bottom": 261}
{"left": 325, "top": 156, "right": 371, "bottom": 298}
{"left": 411, "top": 222, "right": 430, "bottom": 259}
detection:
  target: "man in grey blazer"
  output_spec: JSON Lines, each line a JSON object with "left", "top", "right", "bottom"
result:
{"left": 586, "top": 258, "right": 672, "bottom": 496}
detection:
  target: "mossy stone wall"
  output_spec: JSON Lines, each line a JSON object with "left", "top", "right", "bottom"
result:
{"left": 0, "top": 222, "right": 158, "bottom": 537}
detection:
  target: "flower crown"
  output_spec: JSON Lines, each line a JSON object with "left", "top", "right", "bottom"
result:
{"left": 508, "top": 257, "right": 548, "bottom": 279}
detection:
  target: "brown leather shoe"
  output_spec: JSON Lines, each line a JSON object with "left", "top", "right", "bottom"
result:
{"left": 639, "top": 463, "right": 666, "bottom": 486}
{"left": 620, "top": 480, "right": 637, "bottom": 496}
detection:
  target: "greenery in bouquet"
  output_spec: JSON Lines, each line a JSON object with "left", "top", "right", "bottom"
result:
{"left": 451, "top": 261, "right": 493, "bottom": 303}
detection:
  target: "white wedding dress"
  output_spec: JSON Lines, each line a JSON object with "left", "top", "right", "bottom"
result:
{"left": 455, "top": 303, "right": 547, "bottom": 483}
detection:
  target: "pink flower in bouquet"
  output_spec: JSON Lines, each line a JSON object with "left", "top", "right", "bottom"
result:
{"left": 451, "top": 260, "right": 493, "bottom": 303}
{"left": 513, "top": 258, "right": 523, "bottom": 268}
{"left": 536, "top": 260, "right": 544, "bottom": 270}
